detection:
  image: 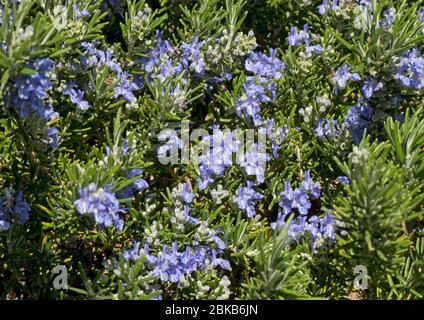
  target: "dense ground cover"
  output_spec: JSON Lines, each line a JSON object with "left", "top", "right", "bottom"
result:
{"left": 0, "top": 0, "right": 423, "bottom": 300}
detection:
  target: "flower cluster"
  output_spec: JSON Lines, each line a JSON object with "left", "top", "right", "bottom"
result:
{"left": 0, "top": 190, "right": 30, "bottom": 232}
{"left": 395, "top": 48, "right": 424, "bottom": 89}
{"left": 344, "top": 102, "right": 374, "bottom": 145}
{"left": 315, "top": 118, "right": 339, "bottom": 141}
{"left": 197, "top": 128, "right": 240, "bottom": 190}
{"left": 5, "top": 58, "right": 55, "bottom": 119}
{"left": 80, "top": 41, "right": 140, "bottom": 104}
{"left": 237, "top": 142, "right": 269, "bottom": 185}
{"left": 124, "top": 242, "right": 229, "bottom": 284}
{"left": 141, "top": 31, "right": 182, "bottom": 83}
{"left": 271, "top": 171, "right": 335, "bottom": 248}
{"left": 272, "top": 212, "right": 336, "bottom": 250}
{"left": 317, "top": 0, "right": 340, "bottom": 15}
{"left": 236, "top": 49, "right": 284, "bottom": 126}
{"left": 233, "top": 181, "right": 264, "bottom": 217}
{"left": 181, "top": 37, "right": 205, "bottom": 76}
{"left": 117, "top": 168, "right": 149, "bottom": 199}
{"left": 63, "top": 81, "right": 89, "bottom": 111}
{"left": 287, "top": 24, "right": 324, "bottom": 54}
{"left": 271, "top": 170, "right": 335, "bottom": 248}
{"left": 74, "top": 183, "right": 124, "bottom": 232}
{"left": 3, "top": 58, "right": 59, "bottom": 149}
{"left": 331, "top": 64, "right": 361, "bottom": 92}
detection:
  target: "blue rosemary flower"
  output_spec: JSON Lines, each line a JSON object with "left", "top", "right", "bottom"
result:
{"left": 337, "top": 176, "right": 350, "bottom": 185}
{"left": 287, "top": 25, "right": 309, "bottom": 47}
{"left": 238, "top": 143, "right": 269, "bottom": 184}
{"left": 117, "top": 169, "right": 149, "bottom": 199}
{"left": 63, "top": 81, "right": 90, "bottom": 110}
{"left": 73, "top": 4, "right": 90, "bottom": 18}
{"left": 181, "top": 36, "right": 205, "bottom": 75}
{"left": 361, "top": 78, "right": 380, "bottom": 99}
{"left": 419, "top": 8, "right": 424, "bottom": 33}
{"left": 271, "top": 211, "right": 336, "bottom": 248}
{"left": 0, "top": 190, "right": 30, "bottom": 232}
{"left": 315, "top": 118, "right": 339, "bottom": 141}
{"left": 5, "top": 58, "right": 54, "bottom": 120}
{"left": 279, "top": 181, "right": 311, "bottom": 216}
{"left": 245, "top": 48, "right": 284, "bottom": 81}
{"left": 331, "top": 64, "right": 360, "bottom": 92}
{"left": 344, "top": 102, "right": 373, "bottom": 144}
{"left": 317, "top": 0, "right": 339, "bottom": 15}
{"left": 301, "top": 170, "right": 321, "bottom": 199}
{"left": 47, "top": 126, "right": 59, "bottom": 150}
{"left": 123, "top": 241, "right": 141, "bottom": 261}
{"left": 395, "top": 48, "right": 424, "bottom": 89}
{"left": 74, "top": 183, "right": 124, "bottom": 232}
{"left": 233, "top": 181, "right": 263, "bottom": 217}
{"left": 80, "top": 42, "right": 139, "bottom": 102}
{"left": 141, "top": 243, "right": 229, "bottom": 283}
{"left": 175, "top": 182, "right": 195, "bottom": 204}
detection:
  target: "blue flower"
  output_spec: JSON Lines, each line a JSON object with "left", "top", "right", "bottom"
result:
{"left": 157, "top": 132, "right": 183, "bottom": 161}
{"left": 361, "top": 78, "right": 379, "bottom": 99}
{"left": 245, "top": 49, "right": 284, "bottom": 81}
{"left": 331, "top": 64, "right": 361, "bottom": 92}
{"left": 315, "top": 118, "right": 339, "bottom": 141}
{"left": 211, "top": 229, "right": 226, "bottom": 250}
{"left": 181, "top": 36, "right": 205, "bottom": 75}
{"left": 271, "top": 211, "right": 336, "bottom": 249}
{"left": 63, "top": 81, "right": 90, "bottom": 110}
{"left": 279, "top": 181, "right": 311, "bottom": 216}
{"left": 395, "top": 48, "right": 424, "bottom": 89}
{"left": 236, "top": 79, "right": 267, "bottom": 126}
{"left": 117, "top": 169, "right": 149, "bottom": 199}
{"left": 80, "top": 42, "right": 139, "bottom": 102}
{"left": 419, "top": 8, "right": 424, "bottom": 33}
{"left": 344, "top": 102, "right": 373, "bottom": 144}
{"left": 301, "top": 170, "right": 320, "bottom": 199}
{"left": 114, "top": 72, "right": 140, "bottom": 102}
{"left": 238, "top": 143, "right": 269, "bottom": 184}
{"left": 0, "top": 219, "right": 10, "bottom": 232}
{"left": 74, "top": 183, "right": 124, "bottom": 232}
{"left": 141, "top": 31, "right": 184, "bottom": 85}
{"left": 140, "top": 243, "right": 229, "bottom": 284}
{"left": 130, "top": 169, "right": 149, "bottom": 191}
{"left": 236, "top": 49, "right": 284, "bottom": 125}
{"left": 0, "top": 190, "right": 30, "bottom": 232}
{"left": 337, "top": 176, "right": 350, "bottom": 185}
{"left": 73, "top": 4, "right": 90, "bottom": 17}
{"left": 304, "top": 38, "right": 324, "bottom": 54}
{"left": 47, "top": 126, "right": 59, "bottom": 150}
{"left": 382, "top": 8, "right": 395, "bottom": 30}
{"left": 5, "top": 58, "right": 54, "bottom": 120}
{"left": 287, "top": 24, "right": 324, "bottom": 54}
{"left": 211, "top": 248, "right": 230, "bottom": 270}
{"left": 176, "top": 182, "right": 195, "bottom": 204}
{"left": 317, "top": 0, "right": 339, "bottom": 15}
{"left": 287, "top": 25, "right": 308, "bottom": 47}
{"left": 233, "top": 181, "right": 263, "bottom": 217}
{"left": 123, "top": 241, "right": 141, "bottom": 261}
{"left": 320, "top": 213, "right": 335, "bottom": 241}
{"left": 196, "top": 129, "right": 239, "bottom": 190}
